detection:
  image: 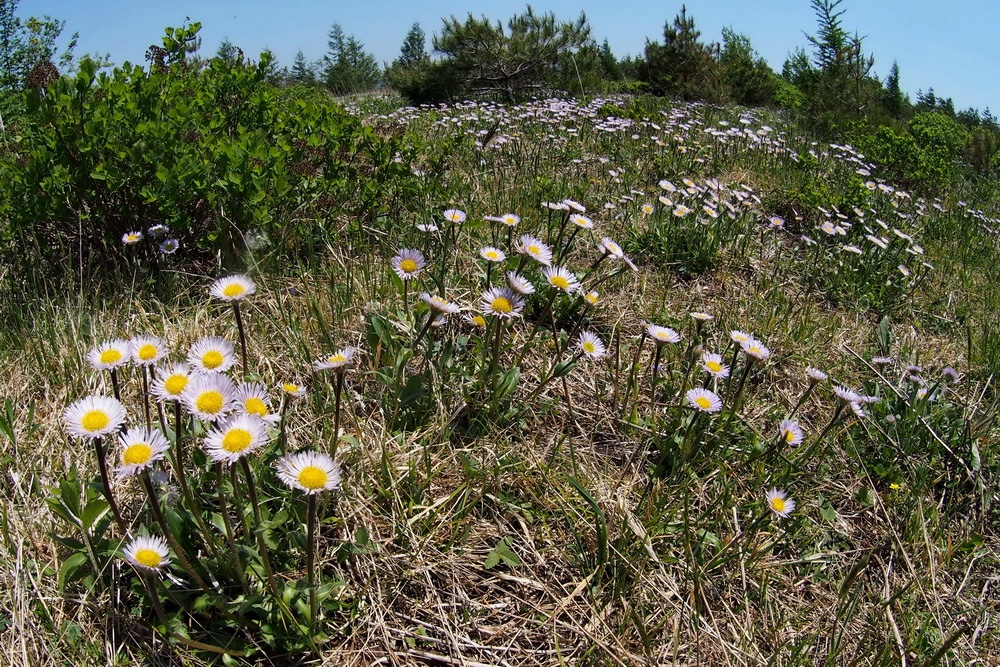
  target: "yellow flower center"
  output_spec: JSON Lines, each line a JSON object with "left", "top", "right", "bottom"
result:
{"left": 222, "top": 428, "right": 252, "bottom": 453}
{"left": 328, "top": 353, "right": 347, "bottom": 365}
{"left": 503, "top": 216, "right": 517, "bottom": 225}
{"left": 283, "top": 383, "right": 300, "bottom": 394}
{"left": 126, "top": 235, "right": 139, "bottom": 242}
{"left": 784, "top": 430, "right": 795, "bottom": 443}
{"left": 485, "top": 251, "right": 499, "bottom": 260}
{"left": 585, "top": 293, "right": 599, "bottom": 305}
{"left": 400, "top": 259, "right": 418, "bottom": 273}
{"left": 471, "top": 315, "right": 486, "bottom": 328}
{"left": 164, "top": 374, "right": 188, "bottom": 396}
{"left": 706, "top": 361, "right": 722, "bottom": 373}
{"left": 244, "top": 397, "right": 268, "bottom": 417}
{"left": 202, "top": 350, "right": 224, "bottom": 369}
{"left": 549, "top": 276, "right": 570, "bottom": 290}
{"left": 583, "top": 341, "right": 596, "bottom": 354}
{"left": 99, "top": 349, "right": 122, "bottom": 364}
{"left": 297, "top": 466, "right": 328, "bottom": 490}
{"left": 134, "top": 549, "right": 162, "bottom": 568}
{"left": 82, "top": 410, "right": 109, "bottom": 432}
{"left": 527, "top": 244, "right": 540, "bottom": 255}
{"left": 137, "top": 344, "right": 158, "bottom": 361}
{"left": 124, "top": 443, "right": 152, "bottom": 466}
{"left": 695, "top": 397, "right": 712, "bottom": 410}
{"left": 196, "top": 391, "right": 223, "bottom": 414}
{"left": 770, "top": 497, "right": 786, "bottom": 512}
{"left": 491, "top": 297, "right": 513, "bottom": 314}
{"left": 222, "top": 283, "right": 245, "bottom": 298}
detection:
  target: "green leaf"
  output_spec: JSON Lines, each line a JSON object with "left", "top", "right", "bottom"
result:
{"left": 484, "top": 537, "right": 520, "bottom": 570}
{"left": 58, "top": 553, "right": 90, "bottom": 591}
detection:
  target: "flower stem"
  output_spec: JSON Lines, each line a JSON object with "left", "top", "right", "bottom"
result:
{"left": 140, "top": 471, "right": 215, "bottom": 597}
{"left": 232, "top": 302, "right": 248, "bottom": 379}
{"left": 214, "top": 463, "right": 250, "bottom": 595}
{"left": 331, "top": 371, "right": 345, "bottom": 460}
{"left": 238, "top": 457, "right": 280, "bottom": 601}
{"left": 307, "top": 494, "right": 318, "bottom": 631}
{"left": 93, "top": 437, "right": 127, "bottom": 537}
{"left": 140, "top": 366, "right": 152, "bottom": 430}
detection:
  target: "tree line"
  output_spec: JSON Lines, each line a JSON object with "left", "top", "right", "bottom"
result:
{"left": 1, "top": 0, "right": 998, "bottom": 186}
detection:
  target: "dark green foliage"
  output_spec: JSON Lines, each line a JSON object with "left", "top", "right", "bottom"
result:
{"left": 427, "top": 6, "right": 595, "bottom": 103}
{"left": 394, "top": 22, "right": 426, "bottom": 69}
{"left": 289, "top": 49, "right": 318, "bottom": 86}
{"left": 882, "top": 61, "right": 906, "bottom": 119}
{"left": 643, "top": 5, "right": 719, "bottom": 101}
{"left": 598, "top": 39, "right": 622, "bottom": 81}
{"left": 0, "top": 0, "right": 78, "bottom": 125}
{"left": 0, "top": 25, "right": 420, "bottom": 284}
{"left": 718, "top": 28, "right": 776, "bottom": 107}
{"left": 849, "top": 119, "right": 959, "bottom": 192}
{"left": 323, "top": 23, "right": 380, "bottom": 95}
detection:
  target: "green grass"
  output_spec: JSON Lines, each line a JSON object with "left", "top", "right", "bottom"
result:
{"left": 0, "top": 94, "right": 997, "bottom": 665}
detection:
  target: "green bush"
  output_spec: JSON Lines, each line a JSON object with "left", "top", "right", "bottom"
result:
{"left": 0, "top": 26, "right": 421, "bottom": 281}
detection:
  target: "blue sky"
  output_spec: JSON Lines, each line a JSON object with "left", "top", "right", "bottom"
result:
{"left": 17, "top": 0, "right": 1000, "bottom": 113}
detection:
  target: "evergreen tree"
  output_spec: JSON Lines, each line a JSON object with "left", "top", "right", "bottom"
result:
{"left": 719, "top": 28, "right": 775, "bottom": 106}
{"left": 395, "top": 22, "right": 426, "bottom": 68}
{"left": 323, "top": 23, "right": 379, "bottom": 95}
{"left": 882, "top": 60, "right": 906, "bottom": 118}
{"left": 643, "top": 5, "right": 719, "bottom": 100}
{"left": 598, "top": 39, "right": 621, "bottom": 80}
{"left": 430, "top": 7, "right": 593, "bottom": 103}
{"left": 290, "top": 49, "right": 316, "bottom": 85}
{"left": 215, "top": 37, "right": 240, "bottom": 63}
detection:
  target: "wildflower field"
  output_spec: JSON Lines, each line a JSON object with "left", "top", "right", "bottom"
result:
{"left": 1, "top": 91, "right": 998, "bottom": 666}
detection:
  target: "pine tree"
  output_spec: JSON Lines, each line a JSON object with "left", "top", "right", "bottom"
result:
{"left": 598, "top": 39, "right": 621, "bottom": 80}
{"left": 643, "top": 5, "right": 718, "bottom": 100}
{"left": 291, "top": 49, "right": 315, "bottom": 85}
{"left": 882, "top": 60, "right": 906, "bottom": 118}
{"left": 719, "top": 28, "right": 776, "bottom": 106}
{"left": 323, "top": 23, "right": 379, "bottom": 95}
{"left": 395, "top": 22, "right": 426, "bottom": 68}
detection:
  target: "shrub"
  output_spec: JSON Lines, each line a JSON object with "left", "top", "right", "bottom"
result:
{"left": 0, "top": 27, "right": 420, "bottom": 284}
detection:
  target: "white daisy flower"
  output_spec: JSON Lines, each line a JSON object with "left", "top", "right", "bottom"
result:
{"left": 576, "top": 331, "right": 607, "bottom": 359}
{"left": 203, "top": 414, "right": 270, "bottom": 464}
{"left": 236, "top": 382, "right": 280, "bottom": 424}
{"left": 778, "top": 419, "right": 803, "bottom": 446}
{"left": 181, "top": 373, "right": 237, "bottom": 421}
{"left": 481, "top": 287, "right": 524, "bottom": 318}
{"left": 506, "top": 271, "right": 536, "bottom": 295}
{"left": 646, "top": 323, "right": 681, "bottom": 345}
{"left": 391, "top": 248, "right": 425, "bottom": 280}
{"left": 130, "top": 335, "right": 168, "bottom": 367}
{"left": 64, "top": 395, "right": 127, "bottom": 441}
{"left": 151, "top": 363, "right": 191, "bottom": 403}
{"left": 116, "top": 427, "right": 170, "bottom": 477}
{"left": 209, "top": 275, "right": 256, "bottom": 301}
{"left": 187, "top": 336, "right": 236, "bottom": 374}
{"left": 517, "top": 234, "right": 553, "bottom": 266}
{"left": 276, "top": 451, "right": 342, "bottom": 494}
{"left": 420, "top": 293, "right": 460, "bottom": 315}
{"left": 314, "top": 346, "right": 358, "bottom": 372}
{"left": 701, "top": 352, "right": 730, "bottom": 378}
{"left": 542, "top": 266, "right": 580, "bottom": 293}
{"left": 88, "top": 339, "right": 131, "bottom": 371}
{"left": 766, "top": 488, "right": 795, "bottom": 518}
{"left": 686, "top": 388, "right": 722, "bottom": 413}
{"left": 479, "top": 246, "right": 507, "bottom": 263}
{"left": 123, "top": 535, "right": 170, "bottom": 572}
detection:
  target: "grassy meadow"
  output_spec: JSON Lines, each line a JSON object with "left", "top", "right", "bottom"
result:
{"left": 0, "top": 92, "right": 998, "bottom": 665}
